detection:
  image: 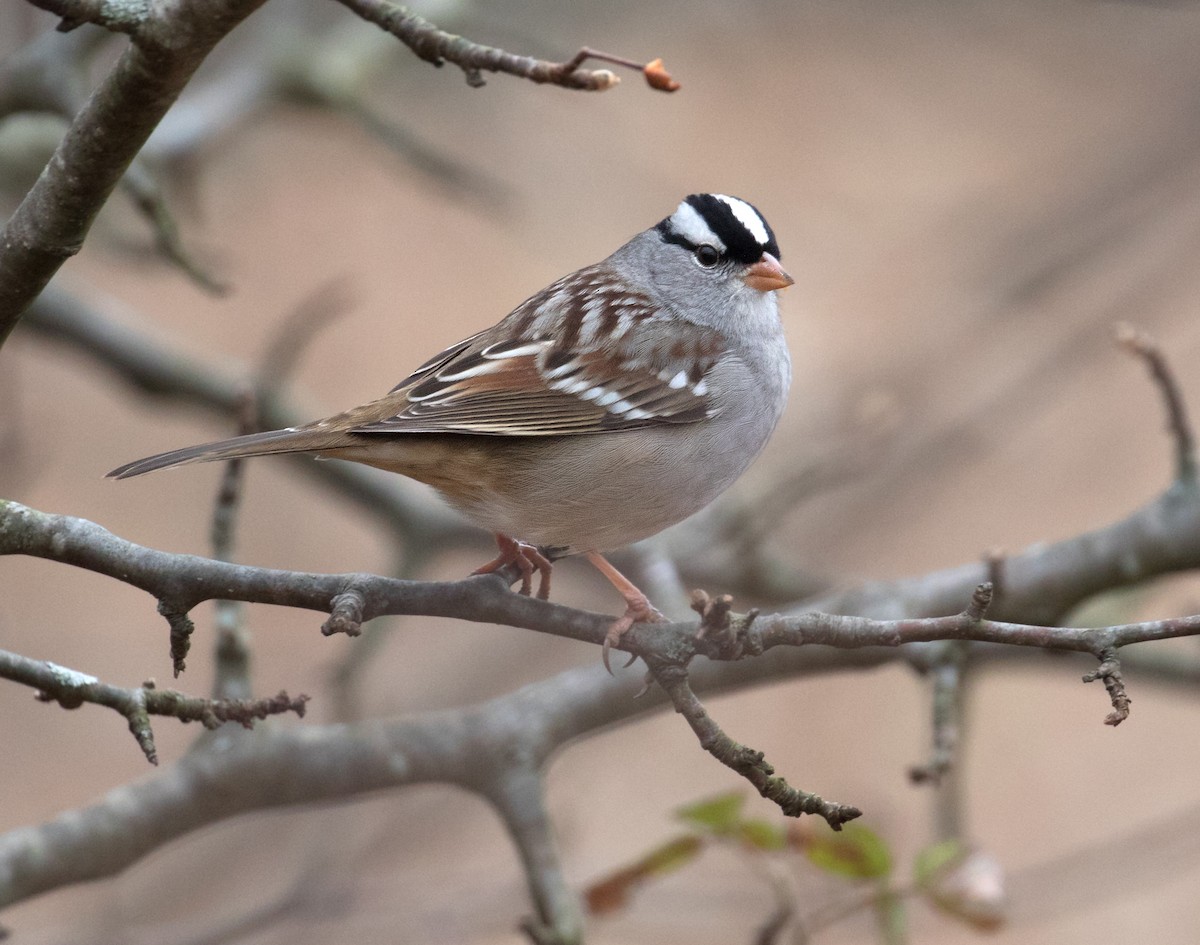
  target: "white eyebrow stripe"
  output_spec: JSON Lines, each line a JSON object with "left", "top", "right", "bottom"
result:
{"left": 714, "top": 194, "right": 769, "bottom": 247}
{"left": 670, "top": 201, "right": 725, "bottom": 251}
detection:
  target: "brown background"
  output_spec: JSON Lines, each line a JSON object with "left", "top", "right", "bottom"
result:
{"left": 4, "top": 1, "right": 1200, "bottom": 942}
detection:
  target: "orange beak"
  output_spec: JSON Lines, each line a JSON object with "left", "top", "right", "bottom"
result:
{"left": 742, "top": 253, "right": 794, "bottom": 293}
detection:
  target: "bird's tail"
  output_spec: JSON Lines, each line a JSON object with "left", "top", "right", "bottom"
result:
{"left": 107, "top": 427, "right": 343, "bottom": 479}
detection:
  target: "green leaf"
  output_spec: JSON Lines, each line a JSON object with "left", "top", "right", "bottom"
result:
{"left": 675, "top": 792, "right": 745, "bottom": 834}
{"left": 914, "top": 839, "right": 966, "bottom": 888}
{"left": 738, "top": 819, "right": 787, "bottom": 851}
{"left": 641, "top": 834, "right": 705, "bottom": 875}
{"left": 805, "top": 823, "right": 893, "bottom": 880}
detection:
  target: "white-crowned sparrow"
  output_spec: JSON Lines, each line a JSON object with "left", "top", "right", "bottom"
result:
{"left": 110, "top": 193, "right": 794, "bottom": 667}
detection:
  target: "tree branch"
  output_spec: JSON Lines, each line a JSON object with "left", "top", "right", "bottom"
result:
{"left": 9, "top": 494, "right": 1200, "bottom": 671}
{"left": 0, "top": 0, "right": 268, "bottom": 346}
{"left": 1117, "top": 322, "right": 1197, "bottom": 484}
{"left": 336, "top": 0, "right": 677, "bottom": 93}
{"left": 0, "top": 648, "right": 307, "bottom": 763}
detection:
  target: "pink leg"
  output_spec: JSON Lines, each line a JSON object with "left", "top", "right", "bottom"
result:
{"left": 472, "top": 534, "right": 553, "bottom": 600}
{"left": 585, "top": 552, "right": 666, "bottom": 673}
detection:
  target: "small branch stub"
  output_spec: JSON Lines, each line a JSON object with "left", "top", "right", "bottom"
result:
{"left": 1082, "top": 650, "right": 1131, "bottom": 726}
{"left": 691, "top": 589, "right": 761, "bottom": 659}
{"left": 323, "top": 587, "right": 366, "bottom": 636}
{"left": 984, "top": 549, "right": 1007, "bottom": 605}
{"left": 965, "top": 582, "right": 994, "bottom": 622}
{"left": 691, "top": 588, "right": 733, "bottom": 639}
{"left": 157, "top": 601, "right": 195, "bottom": 677}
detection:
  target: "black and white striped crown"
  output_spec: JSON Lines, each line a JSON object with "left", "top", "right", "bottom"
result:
{"left": 657, "top": 193, "right": 780, "bottom": 265}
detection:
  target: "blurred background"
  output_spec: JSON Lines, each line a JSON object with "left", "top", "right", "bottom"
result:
{"left": 3, "top": 0, "right": 1200, "bottom": 942}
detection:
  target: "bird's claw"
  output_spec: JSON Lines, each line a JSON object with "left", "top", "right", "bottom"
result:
{"left": 601, "top": 602, "right": 665, "bottom": 675}
{"left": 472, "top": 535, "right": 553, "bottom": 600}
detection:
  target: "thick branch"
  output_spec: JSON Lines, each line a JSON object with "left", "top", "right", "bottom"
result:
{"left": 25, "top": 0, "right": 149, "bottom": 35}
{"left": 0, "top": 2, "right": 266, "bottom": 346}
{"left": 489, "top": 768, "right": 583, "bottom": 945}
{"left": 4, "top": 489, "right": 1200, "bottom": 685}
{"left": 1, "top": 638, "right": 1198, "bottom": 912}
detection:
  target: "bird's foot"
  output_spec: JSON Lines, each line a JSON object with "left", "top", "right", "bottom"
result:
{"left": 601, "top": 595, "right": 666, "bottom": 674}
{"left": 473, "top": 534, "right": 553, "bottom": 600}
{"left": 584, "top": 551, "right": 667, "bottom": 673}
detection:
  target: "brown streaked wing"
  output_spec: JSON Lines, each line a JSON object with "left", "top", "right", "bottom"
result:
{"left": 347, "top": 275, "right": 729, "bottom": 437}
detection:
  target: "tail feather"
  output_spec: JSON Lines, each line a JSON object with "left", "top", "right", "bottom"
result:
{"left": 107, "top": 428, "right": 336, "bottom": 479}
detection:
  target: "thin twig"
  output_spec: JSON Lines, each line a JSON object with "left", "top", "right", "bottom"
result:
{"left": 208, "top": 388, "right": 257, "bottom": 701}
{"left": 908, "top": 643, "right": 966, "bottom": 785}
{"left": 649, "top": 660, "right": 861, "bottom": 829}
{"left": 336, "top": 0, "right": 678, "bottom": 93}
{"left": 0, "top": 648, "right": 307, "bottom": 764}
{"left": 1117, "top": 322, "right": 1197, "bottom": 483}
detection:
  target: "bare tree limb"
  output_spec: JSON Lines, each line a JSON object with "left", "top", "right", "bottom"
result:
{"left": 8, "top": 494, "right": 1200, "bottom": 671}
{"left": 1, "top": 632, "right": 1198, "bottom": 915}
{"left": 25, "top": 0, "right": 148, "bottom": 35}
{"left": 336, "top": 0, "right": 677, "bottom": 93}
{"left": 0, "top": 0, "right": 268, "bottom": 346}
{"left": 490, "top": 768, "right": 583, "bottom": 945}
{"left": 0, "top": 648, "right": 307, "bottom": 764}
{"left": 1, "top": 0, "right": 673, "bottom": 347}
{"left": 650, "top": 658, "right": 862, "bottom": 830}
{"left": 1117, "top": 322, "right": 1197, "bottom": 483}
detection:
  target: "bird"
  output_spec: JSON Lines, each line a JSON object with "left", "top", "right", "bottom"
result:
{"left": 109, "top": 193, "right": 794, "bottom": 670}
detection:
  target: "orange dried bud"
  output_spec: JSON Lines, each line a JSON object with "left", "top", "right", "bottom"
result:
{"left": 644, "top": 58, "right": 681, "bottom": 92}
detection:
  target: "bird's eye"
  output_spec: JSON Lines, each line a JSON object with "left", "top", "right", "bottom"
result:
{"left": 693, "top": 244, "right": 721, "bottom": 268}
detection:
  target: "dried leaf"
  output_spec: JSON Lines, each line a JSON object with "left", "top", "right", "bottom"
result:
{"left": 643, "top": 58, "right": 681, "bottom": 92}
{"left": 584, "top": 834, "right": 704, "bottom": 915}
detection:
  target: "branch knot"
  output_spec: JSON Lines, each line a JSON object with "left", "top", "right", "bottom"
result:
{"left": 1082, "top": 648, "right": 1131, "bottom": 726}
